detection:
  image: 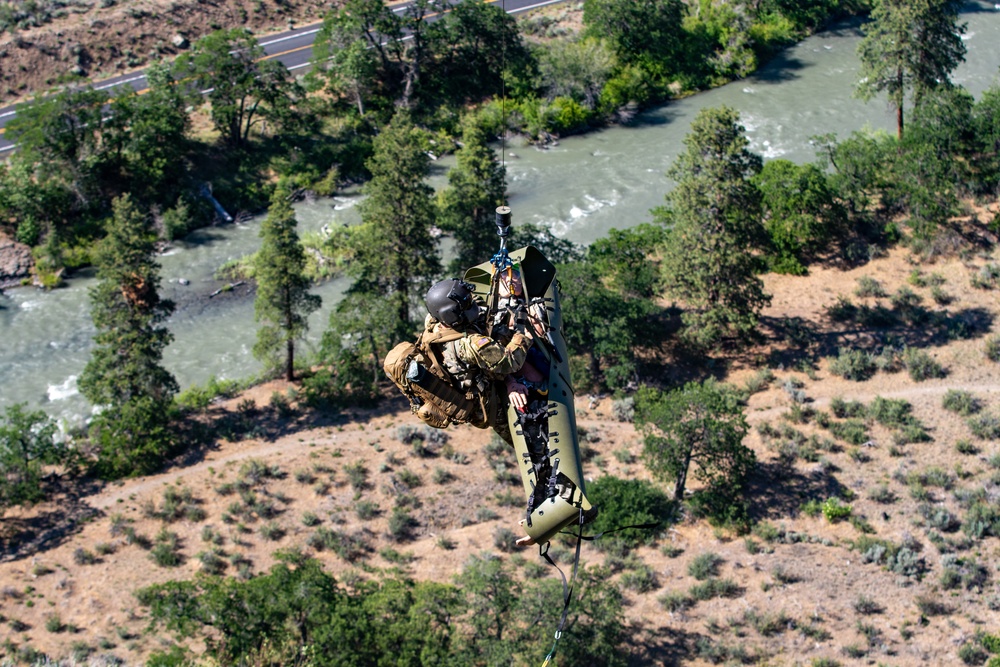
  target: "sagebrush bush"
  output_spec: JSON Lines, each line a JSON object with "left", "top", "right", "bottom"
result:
{"left": 689, "top": 577, "right": 739, "bottom": 600}
{"left": 659, "top": 591, "right": 694, "bottom": 612}
{"left": 943, "top": 389, "right": 982, "bottom": 416}
{"left": 986, "top": 334, "right": 1000, "bottom": 362}
{"left": 968, "top": 413, "right": 1000, "bottom": 440}
{"left": 687, "top": 552, "right": 723, "bottom": 580}
{"left": 611, "top": 397, "right": 635, "bottom": 422}
{"left": 855, "top": 276, "right": 886, "bottom": 298}
{"left": 903, "top": 347, "right": 945, "bottom": 381}
{"left": 829, "top": 348, "right": 876, "bottom": 381}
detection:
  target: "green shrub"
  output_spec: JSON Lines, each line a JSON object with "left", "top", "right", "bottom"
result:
{"left": 44, "top": 614, "right": 64, "bottom": 633}
{"left": 396, "top": 469, "right": 422, "bottom": 489}
{"left": 388, "top": 508, "right": 417, "bottom": 541}
{"left": 689, "top": 577, "right": 740, "bottom": 600}
{"left": 830, "top": 397, "right": 866, "bottom": 418}
{"left": 903, "top": 348, "right": 945, "bottom": 381}
{"left": 963, "top": 502, "right": 1000, "bottom": 539}
{"left": 868, "top": 396, "right": 913, "bottom": 427}
{"left": 855, "top": 276, "right": 886, "bottom": 298}
{"left": 959, "top": 642, "right": 988, "bottom": 666}
{"left": 853, "top": 595, "right": 883, "bottom": 614}
{"left": 943, "top": 390, "right": 982, "bottom": 416}
{"left": 73, "top": 548, "right": 97, "bottom": 565}
{"left": 658, "top": 591, "right": 694, "bottom": 612}
{"left": 259, "top": 521, "right": 285, "bottom": 541}
{"left": 821, "top": 498, "right": 852, "bottom": 522}
{"left": 344, "top": 462, "right": 368, "bottom": 491}
{"left": 584, "top": 476, "right": 671, "bottom": 550}
{"left": 827, "top": 418, "right": 868, "bottom": 445}
{"left": 829, "top": 348, "right": 876, "bottom": 381}
{"left": 687, "top": 552, "right": 723, "bottom": 580}
{"left": 867, "top": 484, "right": 896, "bottom": 504}
{"left": 968, "top": 413, "right": 1000, "bottom": 440}
{"left": 985, "top": 334, "right": 1000, "bottom": 362}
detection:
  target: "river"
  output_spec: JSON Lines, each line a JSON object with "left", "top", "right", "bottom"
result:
{"left": 2, "top": 2, "right": 999, "bottom": 425}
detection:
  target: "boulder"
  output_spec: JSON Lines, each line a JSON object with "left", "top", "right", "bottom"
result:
{"left": 0, "top": 237, "right": 34, "bottom": 289}
{"left": 171, "top": 34, "right": 189, "bottom": 49}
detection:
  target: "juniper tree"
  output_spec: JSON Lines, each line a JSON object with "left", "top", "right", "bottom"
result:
{"left": 636, "top": 380, "right": 755, "bottom": 525}
{"left": 351, "top": 111, "right": 440, "bottom": 327}
{"left": 436, "top": 119, "right": 506, "bottom": 273}
{"left": 0, "top": 404, "right": 60, "bottom": 510}
{"left": 656, "top": 106, "right": 769, "bottom": 351}
{"left": 78, "top": 194, "right": 177, "bottom": 477}
{"left": 176, "top": 28, "right": 297, "bottom": 146}
{"left": 856, "top": 0, "right": 966, "bottom": 140}
{"left": 253, "top": 183, "right": 322, "bottom": 382}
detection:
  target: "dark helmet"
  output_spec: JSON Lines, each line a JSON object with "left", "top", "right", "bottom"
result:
{"left": 425, "top": 279, "right": 480, "bottom": 329}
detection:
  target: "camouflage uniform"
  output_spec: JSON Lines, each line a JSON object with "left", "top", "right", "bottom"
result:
{"left": 424, "top": 314, "right": 531, "bottom": 445}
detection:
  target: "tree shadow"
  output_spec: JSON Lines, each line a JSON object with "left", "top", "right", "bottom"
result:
{"left": 756, "top": 305, "right": 994, "bottom": 371}
{"left": 624, "top": 104, "right": 685, "bottom": 129}
{"left": 748, "top": 461, "right": 846, "bottom": 522}
{"left": 628, "top": 625, "right": 704, "bottom": 666}
{"left": 0, "top": 475, "right": 104, "bottom": 564}
{"left": 749, "top": 49, "right": 808, "bottom": 85}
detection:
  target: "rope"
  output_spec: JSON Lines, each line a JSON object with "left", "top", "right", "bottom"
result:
{"left": 538, "top": 508, "right": 586, "bottom": 667}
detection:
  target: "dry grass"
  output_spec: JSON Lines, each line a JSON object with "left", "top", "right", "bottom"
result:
{"left": 4, "top": 234, "right": 1000, "bottom": 664}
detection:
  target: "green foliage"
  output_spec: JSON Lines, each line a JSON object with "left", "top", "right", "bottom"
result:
{"left": 828, "top": 347, "right": 876, "bottom": 381}
{"left": 855, "top": 0, "right": 966, "bottom": 139}
{"left": 537, "top": 39, "right": 616, "bottom": 112}
{"left": 755, "top": 159, "right": 843, "bottom": 274}
{"left": 585, "top": 476, "right": 671, "bottom": 550}
{"left": 821, "top": 498, "right": 852, "bottom": 522}
{"left": 252, "top": 182, "right": 322, "bottom": 381}
{"left": 636, "top": 380, "right": 755, "bottom": 527}
{"left": 903, "top": 347, "right": 945, "bottom": 381}
{"left": 0, "top": 404, "right": 61, "bottom": 510}
{"left": 657, "top": 106, "right": 769, "bottom": 350}
{"left": 583, "top": 0, "right": 685, "bottom": 70}
{"left": 351, "top": 111, "right": 439, "bottom": 328}
{"left": 76, "top": 197, "right": 178, "bottom": 478}
{"left": 556, "top": 260, "right": 654, "bottom": 390}
{"left": 175, "top": 28, "right": 298, "bottom": 147}
{"left": 984, "top": 334, "right": 1000, "bottom": 362}
{"left": 175, "top": 376, "right": 243, "bottom": 412}
{"left": 943, "top": 389, "right": 982, "bottom": 416}
{"left": 137, "top": 556, "right": 627, "bottom": 666}
{"left": 435, "top": 119, "right": 506, "bottom": 273}
{"left": 687, "top": 552, "right": 723, "bottom": 580}
{"left": 688, "top": 577, "right": 740, "bottom": 601}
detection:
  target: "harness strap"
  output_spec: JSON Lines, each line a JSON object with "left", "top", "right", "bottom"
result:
{"left": 418, "top": 328, "right": 464, "bottom": 382}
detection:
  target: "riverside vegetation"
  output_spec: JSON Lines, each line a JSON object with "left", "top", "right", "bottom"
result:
{"left": 4, "top": 0, "right": 1000, "bottom": 664}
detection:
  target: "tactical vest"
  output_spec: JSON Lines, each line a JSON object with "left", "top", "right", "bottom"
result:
{"left": 383, "top": 328, "right": 486, "bottom": 429}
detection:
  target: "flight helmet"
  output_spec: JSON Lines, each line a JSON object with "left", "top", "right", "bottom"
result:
{"left": 425, "top": 279, "right": 480, "bottom": 329}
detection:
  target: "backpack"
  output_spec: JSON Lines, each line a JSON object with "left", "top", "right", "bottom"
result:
{"left": 383, "top": 329, "right": 484, "bottom": 429}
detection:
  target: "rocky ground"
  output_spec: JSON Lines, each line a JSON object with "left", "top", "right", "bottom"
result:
{"left": 0, "top": 235, "right": 32, "bottom": 288}
{"left": 0, "top": 0, "right": 331, "bottom": 104}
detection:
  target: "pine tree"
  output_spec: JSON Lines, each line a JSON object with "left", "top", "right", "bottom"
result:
{"left": 856, "top": 0, "right": 966, "bottom": 140}
{"left": 78, "top": 194, "right": 177, "bottom": 477}
{"left": 437, "top": 119, "right": 506, "bottom": 273}
{"left": 656, "top": 106, "right": 770, "bottom": 351}
{"left": 352, "top": 111, "right": 440, "bottom": 326}
{"left": 253, "top": 183, "right": 322, "bottom": 381}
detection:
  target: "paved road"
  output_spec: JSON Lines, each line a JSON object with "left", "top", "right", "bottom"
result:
{"left": 0, "top": 0, "right": 565, "bottom": 153}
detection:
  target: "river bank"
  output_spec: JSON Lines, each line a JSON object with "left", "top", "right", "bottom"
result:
{"left": 3, "top": 3, "right": 1000, "bottom": 421}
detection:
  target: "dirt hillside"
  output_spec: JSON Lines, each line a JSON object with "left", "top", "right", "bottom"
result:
{"left": 0, "top": 0, "right": 330, "bottom": 104}
{"left": 3, "top": 226, "right": 1000, "bottom": 665}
